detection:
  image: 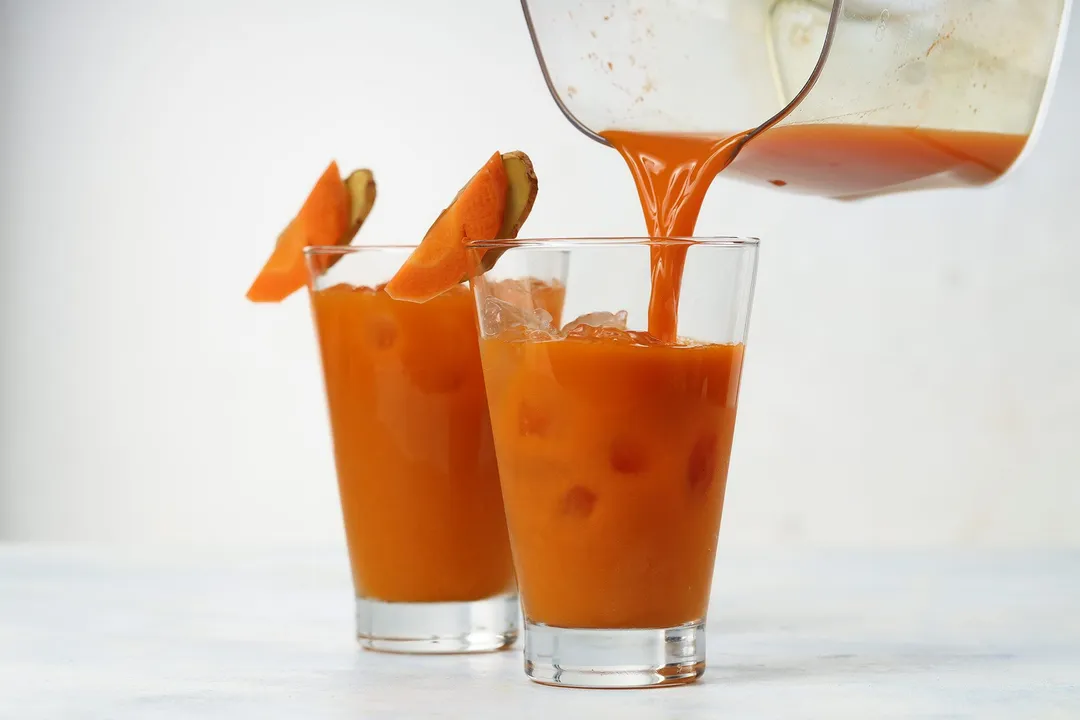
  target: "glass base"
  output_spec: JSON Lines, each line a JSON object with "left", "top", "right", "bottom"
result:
{"left": 355, "top": 594, "right": 519, "bottom": 654}
{"left": 523, "top": 620, "right": 706, "bottom": 688}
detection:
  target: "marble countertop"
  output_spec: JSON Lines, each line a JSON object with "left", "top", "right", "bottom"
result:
{"left": 1, "top": 546, "right": 1077, "bottom": 719}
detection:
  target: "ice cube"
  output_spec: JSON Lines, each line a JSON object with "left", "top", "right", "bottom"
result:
{"left": 518, "top": 400, "right": 551, "bottom": 438}
{"left": 366, "top": 314, "right": 397, "bottom": 349}
{"left": 560, "top": 310, "right": 629, "bottom": 335}
{"left": 609, "top": 433, "right": 648, "bottom": 474}
{"left": 489, "top": 278, "right": 538, "bottom": 305}
{"left": 559, "top": 486, "right": 597, "bottom": 519}
{"left": 687, "top": 433, "right": 719, "bottom": 493}
{"left": 563, "top": 321, "right": 665, "bottom": 346}
{"left": 482, "top": 296, "right": 557, "bottom": 339}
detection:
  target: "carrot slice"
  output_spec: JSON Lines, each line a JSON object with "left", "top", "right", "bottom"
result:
{"left": 384, "top": 152, "right": 508, "bottom": 303}
{"left": 246, "top": 161, "right": 351, "bottom": 303}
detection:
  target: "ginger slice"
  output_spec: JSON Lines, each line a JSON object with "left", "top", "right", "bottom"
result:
{"left": 498, "top": 151, "right": 538, "bottom": 239}
{"left": 476, "top": 151, "right": 539, "bottom": 274}
{"left": 345, "top": 169, "right": 377, "bottom": 236}
{"left": 321, "top": 168, "right": 377, "bottom": 271}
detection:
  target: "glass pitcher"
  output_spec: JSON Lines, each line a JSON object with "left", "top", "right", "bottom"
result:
{"left": 522, "top": 0, "right": 1072, "bottom": 197}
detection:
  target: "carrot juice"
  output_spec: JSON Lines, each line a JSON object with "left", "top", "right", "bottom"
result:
{"left": 724, "top": 124, "right": 1027, "bottom": 198}
{"left": 311, "top": 283, "right": 515, "bottom": 603}
{"left": 481, "top": 330, "right": 744, "bottom": 629}
{"left": 311, "top": 285, "right": 559, "bottom": 601}
{"left": 469, "top": 236, "right": 756, "bottom": 686}
{"left": 312, "top": 278, "right": 567, "bottom": 604}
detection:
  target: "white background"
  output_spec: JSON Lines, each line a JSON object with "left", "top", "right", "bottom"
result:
{"left": 1, "top": 0, "right": 1077, "bottom": 548}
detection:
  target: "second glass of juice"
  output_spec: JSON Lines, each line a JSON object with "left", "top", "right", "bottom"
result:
{"left": 305, "top": 245, "right": 562, "bottom": 653}
{"left": 469, "top": 237, "right": 758, "bottom": 686}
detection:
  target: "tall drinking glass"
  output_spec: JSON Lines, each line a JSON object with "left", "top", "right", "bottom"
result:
{"left": 305, "top": 245, "right": 542, "bottom": 653}
{"left": 469, "top": 237, "right": 758, "bottom": 686}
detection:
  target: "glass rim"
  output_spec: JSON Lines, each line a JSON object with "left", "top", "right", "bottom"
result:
{"left": 303, "top": 237, "right": 760, "bottom": 257}
{"left": 304, "top": 244, "right": 419, "bottom": 256}
{"left": 466, "top": 236, "right": 760, "bottom": 250}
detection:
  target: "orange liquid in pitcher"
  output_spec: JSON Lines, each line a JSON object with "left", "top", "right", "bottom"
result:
{"left": 726, "top": 124, "right": 1027, "bottom": 199}
{"left": 602, "top": 125, "right": 1028, "bottom": 338}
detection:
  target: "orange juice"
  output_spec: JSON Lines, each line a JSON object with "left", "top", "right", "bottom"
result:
{"left": 311, "top": 283, "right": 557, "bottom": 603}
{"left": 481, "top": 330, "right": 744, "bottom": 628}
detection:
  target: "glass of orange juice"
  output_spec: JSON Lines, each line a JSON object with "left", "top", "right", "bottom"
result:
{"left": 304, "top": 245, "right": 562, "bottom": 653}
{"left": 468, "top": 237, "right": 758, "bottom": 686}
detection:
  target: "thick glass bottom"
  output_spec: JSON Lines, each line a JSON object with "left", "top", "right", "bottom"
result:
{"left": 355, "top": 594, "right": 519, "bottom": 654}
{"left": 523, "top": 620, "right": 706, "bottom": 688}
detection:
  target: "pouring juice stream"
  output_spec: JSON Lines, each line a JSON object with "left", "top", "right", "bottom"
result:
{"left": 603, "top": 125, "right": 1028, "bottom": 340}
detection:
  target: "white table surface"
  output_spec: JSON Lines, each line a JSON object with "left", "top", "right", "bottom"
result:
{"left": 1, "top": 546, "right": 1077, "bottom": 719}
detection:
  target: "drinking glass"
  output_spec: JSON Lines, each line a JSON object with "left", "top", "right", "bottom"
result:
{"left": 468, "top": 237, "right": 758, "bottom": 686}
{"left": 304, "top": 245, "right": 527, "bottom": 653}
